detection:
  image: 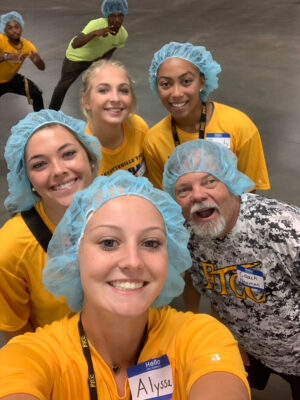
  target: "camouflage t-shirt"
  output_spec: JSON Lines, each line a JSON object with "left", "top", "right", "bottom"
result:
{"left": 188, "top": 193, "right": 300, "bottom": 375}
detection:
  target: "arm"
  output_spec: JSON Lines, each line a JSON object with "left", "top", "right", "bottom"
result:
{"left": 0, "top": 52, "right": 25, "bottom": 63}
{"left": 1, "top": 321, "right": 33, "bottom": 344}
{"left": 189, "top": 371, "right": 249, "bottom": 400}
{"left": 183, "top": 271, "right": 201, "bottom": 313}
{"left": 71, "top": 26, "right": 116, "bottom": 48}
{"left": 29, "top": 51, "right": 45, "bottom": 70}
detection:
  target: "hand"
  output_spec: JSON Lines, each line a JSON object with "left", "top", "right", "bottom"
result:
{"left": 29, "top": 51, "right": 40, "bottom": 63}
{"left": 238, "top": 344, "right": 250, "bottom": 367}
{"left": 94, "top": 26, "right": 118, "bottom": 37}
{"left": 6, "top": 52, "right": 26, "bottom": 63}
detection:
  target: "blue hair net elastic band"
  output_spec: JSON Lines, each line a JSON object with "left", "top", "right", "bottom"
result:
{"left": 4, "top": 109, "right": 101, "bottom": 215}
{"left": 163, "top": 139, "right": 254, "bottom": 197}
{"left": 149, "top": 41, "right": 222, "bottom": 101}
{"left": 101, "top": 0, "right": 128, "bottom": 17}
{"left": 0, "top": 11, "right": 24, "bottom": 33}
{"left": 43, "top": 170, "right": 192, "bottom": 311}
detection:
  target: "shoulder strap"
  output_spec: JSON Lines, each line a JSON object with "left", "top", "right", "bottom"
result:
{"left": 21, "top": 207, "right": 52, "bottom": 252}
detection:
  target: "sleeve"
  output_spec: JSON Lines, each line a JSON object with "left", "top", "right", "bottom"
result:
{"left": 143, "top": 134, "right": 164, "bottom": 189}
{"left": 23, "top": 38, "right": 37, "bottom": 55}
{"left": 178, "top": 314, "right": 250, "bottom": 397}
{"left": 82, "top": 18, "right": 106, "bottom": 34}
{"left": 0, "top": 335, "right": 55, "bottom": 399}
{"left": 115, "top": 27, "right": 128, "bottom": 48}
{"left": 234, "top": 117, "right": 270, "bottom": 190}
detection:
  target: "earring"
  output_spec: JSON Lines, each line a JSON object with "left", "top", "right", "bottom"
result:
{"left": 32, "top": 187, "right": 36, "bottom": 192}
{"left": 200, "top": 88, "right": 203, "bottom": 93}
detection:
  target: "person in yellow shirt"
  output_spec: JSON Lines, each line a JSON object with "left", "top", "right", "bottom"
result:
{"left": 0, "top": 11, "right": 45, "bottom": 111}
{"left": 81, "top": 59, "right": 148, "bottom": 177}
{"left": 0, "top": 109, "right": 101, "bottom": 343}
{"left": 144, "top": 41, "right": 270, "bottom": 191}
{"left": 0, "top": 171, "right": 250, "bottom": 400}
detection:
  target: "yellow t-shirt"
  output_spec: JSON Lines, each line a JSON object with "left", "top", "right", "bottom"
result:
{"left": 0, "top": 307, "right": 250, "bottom": 399}
{"left": 86, "top": 114, "right": 148, "bottom": 177}
{"left": 144, "top": 102, "right": 270, "bottom": 190}
{"left": 0, "top": 201, "right": 70, "bottom": 331}
{"left": 0, "top": 33, "right": 37, "bottom": 83}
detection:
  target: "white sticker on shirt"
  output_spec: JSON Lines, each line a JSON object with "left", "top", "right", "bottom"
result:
{"left": 206, "top": 133, "right": 231, "bottom": 148}
{"left": 136, "top": 159, "right": 146, "bottom": 177}
{"left": 237, "top": 264, "right": 265, "bottom": 291}
{"left": 127, "top": 355, "right": 173, "bottom": 400}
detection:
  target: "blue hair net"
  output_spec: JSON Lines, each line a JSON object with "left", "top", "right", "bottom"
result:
{"left": 0, "top": 11, "right": 24, "bottom": 33}
{"left": 101, "top": 0, "right": 128, "bottom": 17}
{"left": 4, "top": 109, "right": 101, "bottom": 215}
{"left": 163, "top": 139, "right": 254, "bottom": 197}
{"left": 149, "top": 42, "right": 222, "bottom": 101}
{"left": 43, "top": 170, "right": 191, "bottom": 311}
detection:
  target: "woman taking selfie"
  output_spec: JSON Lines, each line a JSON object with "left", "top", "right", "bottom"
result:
{"left": 0, "top": 171, "right": 249, "bottom": 399}
{"left": 144, "top": 41, "right": 270, "bottom": 191}
{"left": 81, "top": 59, "right": 148, "bottom": 177}
{"left": 0, "top": 110, "right": 100, "bottom": 342}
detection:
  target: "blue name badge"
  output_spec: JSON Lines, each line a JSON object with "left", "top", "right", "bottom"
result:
{"left": 206, "top": 133, "right": 231, "bottom": 148}
{"left": 236, "top": 264, "right": 264, "bottom": 291}
{"left": 127, "top": 355, "right": 173, "bottom": 400}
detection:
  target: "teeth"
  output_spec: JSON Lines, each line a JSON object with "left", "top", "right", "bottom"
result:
{"left": 172, "top": 103, "right": 186, "bottom": 108}
{"left": 110, "top": 281, "right": 144, "bottom": 290}
{"left": 107, "top": 108, "right": 122, "bottom": 112}
{"left": 53, "top": 179, "right": 76, "bottom": 191}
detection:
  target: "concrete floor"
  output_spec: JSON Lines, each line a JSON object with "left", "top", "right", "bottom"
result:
{"left": 0, "top": 0, "right": 299, "bottom": 398}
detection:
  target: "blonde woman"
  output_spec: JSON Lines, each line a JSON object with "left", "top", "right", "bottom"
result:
{"left": 81, "top": 59, "right": 148, "bottom": 177}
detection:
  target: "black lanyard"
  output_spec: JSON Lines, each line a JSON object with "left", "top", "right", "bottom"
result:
{"left": 78, "top": 314, "right": 148, "bottom": 400}
{"left": 78, "top": 314, "right": 99, "bottom": 400}
{"left": 171, "top": 102, "right": 207, "bottom": 147}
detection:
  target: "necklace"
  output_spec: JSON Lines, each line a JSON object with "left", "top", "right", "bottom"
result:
{"left": 171, "top": 102, "right": 207, "bottom": 146}
{"left": 9, "top": 40, "right": 23, "bottom": 51}
{"left": 78, "top": 313, "right": 148, "bottom": 399}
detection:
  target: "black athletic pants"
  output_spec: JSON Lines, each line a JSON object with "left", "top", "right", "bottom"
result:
{"left": 0, "top": 73, "right": 44, "bottom": 111}
{"left": 246, "top": 353, "right": 300, "bottom": 399}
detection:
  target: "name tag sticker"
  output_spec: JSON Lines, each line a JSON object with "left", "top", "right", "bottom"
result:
{"left": 206, "top": 133, "right": 231, "bottom": 148}
{"left": 237, "top": 264, "right": 264, "bottom": 291}
{"left": 136, "top": 159, "right": 146, "bottom": 177}
{"left": 127, "top": 355, "right": 173, "bottom": 400}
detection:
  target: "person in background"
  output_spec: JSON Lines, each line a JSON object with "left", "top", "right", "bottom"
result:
{"left": 163, "top": 139, "right": 300, "bottom": 400}
{"left": 144, "top": 41, "right": 270, "bottom": 191}
{"left": 81, "top": 59, "right": 148, "bottom": 177}
{"left": 0, "top": 171, "right": 249, "bottom": 399}
{"left": 49, "top": 0, "right": 128, "bottom": 111}
{"left": 0, "top": 109, "right": 101, "bottom": 343}
{"left": 0, "top": 11, "right": 45, "bottom": 111}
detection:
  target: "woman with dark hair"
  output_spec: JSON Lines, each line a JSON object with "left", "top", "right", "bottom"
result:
{"left": 144, "top": 41, "right": 270, "bottom": 191}
{"left": 0, "top": 109, "right": 101, "bottom": 342}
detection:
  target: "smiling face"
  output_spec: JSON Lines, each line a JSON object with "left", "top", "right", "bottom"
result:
{"left": 82, "top": 64, "right": 132, "bottom": 126}
{"left": 5, "top": 20, "right": 22, "bottom": 44}
{"left": 175, "top": 172, "right": 240, "bottom": 238}
{"left": 78, "top": 195, "right": 168, "bottom": 318}
{"left": 108, "top": 12, "right": 124, "bottom": 33}
{"left": 25, "top": 124, "right": 93, "bottom": 223}
{"left": 156, "top": 57, "right": 205, "bottom": 121}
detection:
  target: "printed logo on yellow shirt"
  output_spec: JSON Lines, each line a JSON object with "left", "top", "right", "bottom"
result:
{"left": 201, "top": 261, "right": 266, "bottom": 303}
